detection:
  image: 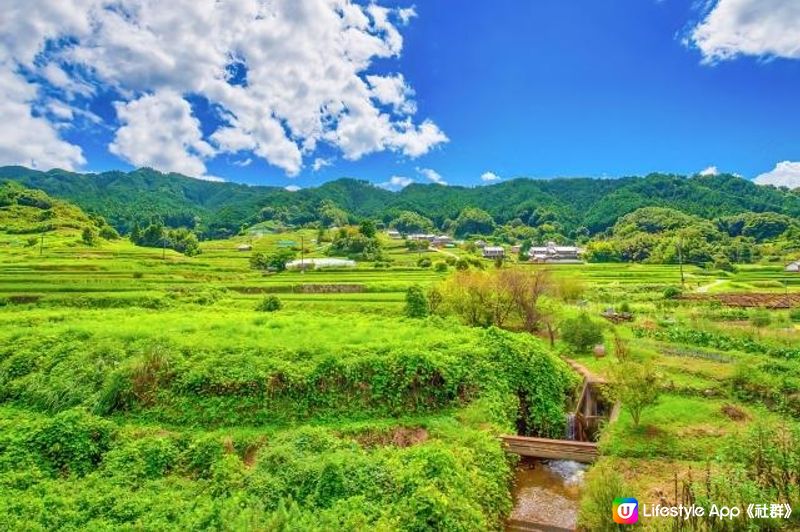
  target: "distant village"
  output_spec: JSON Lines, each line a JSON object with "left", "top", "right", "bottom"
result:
{"left": 387, "top": 230, "right": 583, "bottom": 263}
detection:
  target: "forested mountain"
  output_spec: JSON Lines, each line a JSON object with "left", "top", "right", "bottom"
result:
{"left": 1, "top": 166, "right": 798, "bottom": 239}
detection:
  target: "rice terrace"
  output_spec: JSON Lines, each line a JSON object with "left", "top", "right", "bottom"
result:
{"left": 2, "top": 168, "right": 800, "bottom": 531}
{"left": 3, "top": 1, "right": 800, "bottom": 530}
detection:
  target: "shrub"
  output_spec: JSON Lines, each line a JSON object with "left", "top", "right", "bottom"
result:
{"left": 417, "top": 257, "right": 432, "bottom": 268}
{"left": 609, "top": 362, "right": 660, "bottom": 426}
{"left": 749, "top": 310, "right": 771, "bottom": 329}
{"left": 618, "top": 302, "right": 631, "bottom": 313}
{"left": 455, "top": 258, "right": 469, "bottom": 271}
{"left": 434, "top": 261, "right": 448, "bottom": 272}
{"left": 251, "top": 250, "right": 296, "bottom": 272}
{"left": 256, "top": 295, "right": 283, "bottom": 312}
{"left": 132, "top": 271, "right": 144, "bottom": 279}
{"left": 99, "top": 225, "right": 120, "bottom": 240}
{"left": 25, "top": 236, "right": 38, "bottom": 247}
{"left": 790, "top": 309, "right": 800, "bottom": 323}
{"left": 663, "top": 286, "right": 682, "bottom": 299}
{"left": 30, "top": 409, "right": 114, "bottom": 477}
{"left": 81, "top": 227, "right": 97, "bottom": 246}
{"left": 405, "top": 285, "right": 429, "bottom": 318}
{"left": 579, "top": 461, "right": 630, "bottom": 532}
{"left": 560, "top": 314, "right": 603, "bottom": 354}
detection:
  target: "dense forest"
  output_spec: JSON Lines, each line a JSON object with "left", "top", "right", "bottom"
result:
{"left": 1, "top": 166, "right": 799, "bottom": 242}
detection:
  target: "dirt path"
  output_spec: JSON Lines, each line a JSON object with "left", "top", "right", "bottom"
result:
{"left": 429, "top": 247, "right": 459, "bottom": 260}
{"left": 696, "top": 279, "right": 725, "bottom": 293}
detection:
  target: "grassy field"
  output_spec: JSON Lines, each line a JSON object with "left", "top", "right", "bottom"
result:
{"left": 2, "top": 226, "right": 800, "bottom": 530}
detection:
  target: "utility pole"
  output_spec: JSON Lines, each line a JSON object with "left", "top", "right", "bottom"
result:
{"left": 162, "top": 236, "right": 166, "bottom": 260}
{"left": 677, "top": 235, "right": 685, "bottom": 289}
{"left": 300, "top": 235, "right": 304, "bottom": 274}
{"left": 39, "top": 230, "right": 44, "bottom": 257}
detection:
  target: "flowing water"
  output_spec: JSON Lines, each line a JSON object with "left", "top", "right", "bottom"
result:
{"left": 508, "top": 458, "right": 587, "bottom": 530}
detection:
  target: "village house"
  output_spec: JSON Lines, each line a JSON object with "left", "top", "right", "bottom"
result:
{"left": 408, "top": 233, "right": 437, "bottom": 241}
{"left": 510, "top": 244, "right": 521, "bottom": 254}
{"left": 528, "top": 241, "right": 583, "bottom": 263}
{"left": 386, "top": 229, "right": 401, "bottom": 239}
{"left": 482, "top": 246, "right": 505, "bottom": 258}
{"left": 474, "top": 239, "right": 487, "bottom": 248}
{"left": 236, "top": 243, "right": 252, "bottom": 251}
{"left": 431, "top": 235, "right": 453, "bottom": 247}
{"left": 786, "top": 260, "right": 800, "bottom": 273}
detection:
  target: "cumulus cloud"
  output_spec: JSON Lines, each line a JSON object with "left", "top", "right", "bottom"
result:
{"left": 285, "top": 185, "right": 301, "bottom": 192}
{"left": 753, "top": 161, "right": 800, "bottom": 189}
{"left": 689, "top": 0, "right": 800, "bottom": 62}
{"left": 0, "top": 0, "right": 446, "bottom": 178}
{"left": 379, "top": 175, "right": 413, "bottom": 190}
{"left": 480, "top": 171, "right": 501, "bottom": 182}
{"left": 0, "top": 69, "right": 86, "bottom": 170}
{"left": 698, "top": 165, "right": 719, "bottom": 176}
{"left": 110, "top": 91, "right": 217, "bottom": 179}
{"left": 417, "top": 167, "right": 446, "bottom": 185}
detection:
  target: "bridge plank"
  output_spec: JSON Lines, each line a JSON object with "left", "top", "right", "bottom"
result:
{"left": 500, "top": 435, "right": 599, "bottom": 463}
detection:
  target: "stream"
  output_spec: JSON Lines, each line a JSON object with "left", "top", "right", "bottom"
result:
{"left": 507, "top": 458, "right": 587, "bottom": 530}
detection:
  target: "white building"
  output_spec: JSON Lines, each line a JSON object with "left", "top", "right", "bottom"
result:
{"left": 387, "top": 230, "right": 401, "bottom": 239}
{"left": 287, "top": 258, "right": 356, "bottom": 270}
{"left": 786, "top": 260, "right": 800, "bottom": 273}
{"left": 528, "top": 241, "right": 583, "bottom": 263}
{"left": 432, "top": 235, "right": 453, "bottom": 247}
{"left": 482, "top": 246, "right": 505, "bottom": 258}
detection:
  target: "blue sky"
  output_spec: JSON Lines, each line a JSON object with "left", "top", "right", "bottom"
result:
{"left": 2, "top": 0, "right": 799, "bottom": 188}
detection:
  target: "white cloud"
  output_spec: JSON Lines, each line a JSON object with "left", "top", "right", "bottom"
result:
{"left": 690, "top": 0, "right": 800, "bottom": 62}
{"left": 397, "top": 7, "right": 417, "bottom": 25}
{"left": 367, "top": 73, "right": 416, "bottom": 114}
{"left": 233, "top": 158, "right": 252, "bottom": 167}
{"left": 0, "top": 0, "right": 446, "bottom": 178}
{"left": 109, "top": 90, "right": 216, "bottom": 179}
{"left": 480, "top": 171, "right": 501, "bottom": 182}
{"left": 417, "top": 167, "right": 446, "bottom": 185}
{"left": 698, "top": 165, "right": 719, "bottom": 176}
{"left": 284, "top": 185, "right": 301, "bottom": 192}
{"left": 753, "top": 161, "right": 800, "bottom": 189}
{"left": 379, "top": 175, "right": 413, "bottom": 190}
{"left": 0, "top": 69, "right": 85, "bottom": 170}
{"left": 312, "top": 157, "right": 333, "bottom": 171}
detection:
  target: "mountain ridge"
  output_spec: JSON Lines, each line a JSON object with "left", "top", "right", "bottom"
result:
{"left": 1, "top": 166, "right": 798, "bottom": 239}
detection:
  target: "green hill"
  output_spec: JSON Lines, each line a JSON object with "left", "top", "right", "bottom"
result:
{"left": 0, "top": 182, "right": 96, "bottom": 235}
{"left": 1, "top": 166, "right": 799, "bottom": 239}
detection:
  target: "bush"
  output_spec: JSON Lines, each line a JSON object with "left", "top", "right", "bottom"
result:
{"left": 405, "top": 285, "right": 429, "bottom": 318}
{"left": 618, "top": 302, "right": 631, "bottom": 313}
{"left": 663, "top": 286, "right": 682, "bottom": 299}
{"left": 417, "top": 257, "right": 432, "bottom": 268}
{"left": 560, "top": 314, "right": 603, "bottom": 354}
{"left": 30, "top": 409, "right": 114, "bottom": 477}
{"left": 251, "top": 250, "right": 296, "bottom": 272}
{"left": 790, "top": 309, "right": 800, "bottom": 323}
{"left": 25, "top": 236, "right": 38, "bottom": 247}
{"left": 749, "top": 310, "right": 771, "bottom": 329}
{"left": 256, "top": 295, "right": 283, "bottom": 312}
{"left": 434, "top": 261, "right": 448, "bottom": 272}
{"left": 579, "top": 462, "right": 630, "bottom": 532}
{"left": 455, "top": 258, "right": 469, "bottom": 271}
{"left": 99, "top": 225, "right": 120, "bottom": 240}
{"left": 81, "top": 227, "right": 97, "bottom": 246}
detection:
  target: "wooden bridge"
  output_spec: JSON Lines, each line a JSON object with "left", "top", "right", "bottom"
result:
{"left": 500, "top": 435, "right": 598, "bottom": 463}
